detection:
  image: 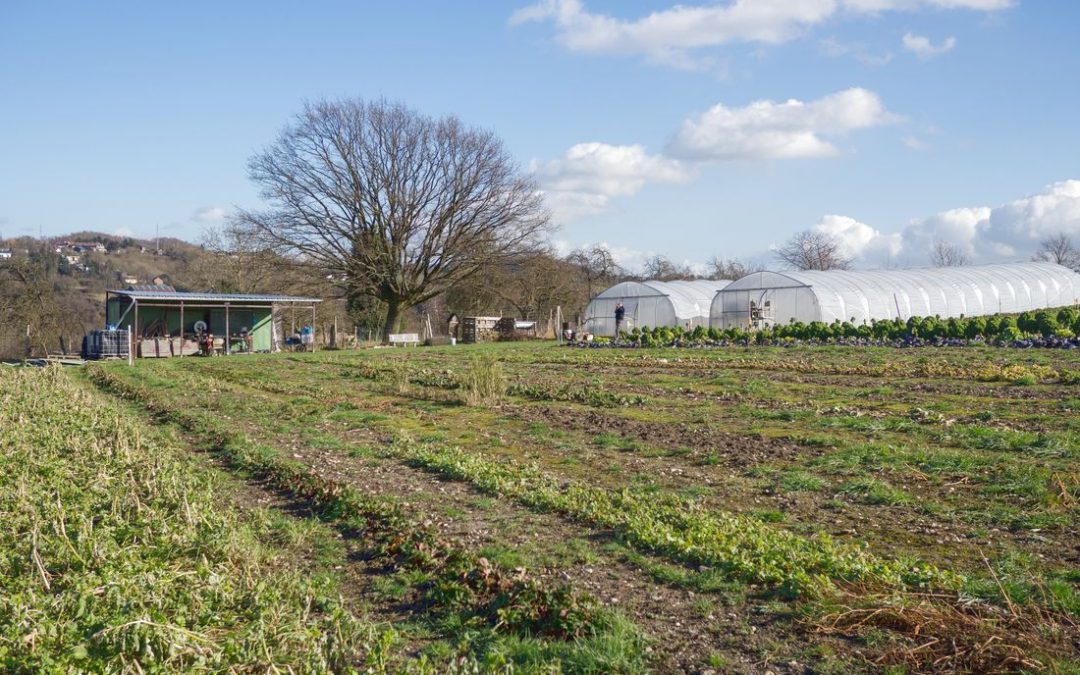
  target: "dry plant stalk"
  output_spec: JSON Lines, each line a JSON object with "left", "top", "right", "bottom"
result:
{"left": 812, "top": 590, "right": 1078, "bottom": 673}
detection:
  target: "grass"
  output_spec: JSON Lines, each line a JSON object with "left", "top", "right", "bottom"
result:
{"left": 0, "top": 367, "right": 390, "bottom": 672}
{"left": 62, "top": 341, "right": 1080, "bottom": 672}
{"left": 462, "top": 354, "right": 506, "bottom": 406}
{"left": 84, "top": 363, "right": 652, "bottom": 673}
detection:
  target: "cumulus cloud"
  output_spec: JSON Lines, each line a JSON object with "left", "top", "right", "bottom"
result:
{"left": 537, "top": 88, "right": 900, "bottom": 222}
{"left": 192, "top": 206, "right": 229, "bottom": 222}
{"left": 667, "top": 88, "right": 898, "bottom": 161}
{"left": 534, "top": 142, "right": 690, "bottom": 222}
{"left": 902, "top": 32, "right": 957, "bottom": 59}
{"left": 813, "top": 180, "right": 1080, "bottom": 267}
{"left": 537, "top": 142, "right": 689, "bottom": 196}
{"left": 813, "top": 214, "right": 903, "bottom": 262}
{"left": 511, "top": 0, "right": 1008, "bottom": 68}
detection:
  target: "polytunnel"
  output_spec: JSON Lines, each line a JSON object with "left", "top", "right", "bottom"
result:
{"left": 710, "top": 262, "right": 1080, "bottom": 330}
{"left": 584, "top": 279, "right": 730, "bottom": 336}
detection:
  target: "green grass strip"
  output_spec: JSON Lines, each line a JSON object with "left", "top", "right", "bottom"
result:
{"left": 0, "top": 367, "right": 389, "bottom": 673}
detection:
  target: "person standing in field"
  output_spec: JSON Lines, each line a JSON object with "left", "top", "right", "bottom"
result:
{"left": 614, "top": 302, "right": 626, "bottom": 339}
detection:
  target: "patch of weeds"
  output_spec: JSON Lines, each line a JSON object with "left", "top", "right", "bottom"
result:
{"left": 698, "top": 451, "right": 723, "bottom": 466}
{"left": 750, "top": 509, "right": 786, "bottom": 523}
{"left": 462, "top": 355, "right": 506, "bottom": 406}
{"left": 477, "top": 545, "right": 529, "bottom": 571}
{"left": 778, "top": 470, "right": 827, "bottom": 492}
{"left": 839, "top": 478, "right": 913, "bottom": 506}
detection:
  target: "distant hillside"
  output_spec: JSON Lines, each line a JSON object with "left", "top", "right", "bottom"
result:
{"left": 0, "top": 232, "right": 222, "bottom": 357}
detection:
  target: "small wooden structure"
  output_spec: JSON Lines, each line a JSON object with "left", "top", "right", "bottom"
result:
{"left": 460, "top": 316, "right": 501, "bottom": 343}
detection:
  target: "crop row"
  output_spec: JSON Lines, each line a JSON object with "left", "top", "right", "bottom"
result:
{"left": 135, "top": 360, "right": 988, "bottom": 596}
{"left": 310, "top": 357, "right": 649, "bottom": 407}
{"left": 84, "top": 365, "right": 645, "bottom": 670}
{"left": 353, "top": 437, "right": 958, "bottom": 596}
{"left": 622, "top": 307, "right": 1080, "bottom": 347}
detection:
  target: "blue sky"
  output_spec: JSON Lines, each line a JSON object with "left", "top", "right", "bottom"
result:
{"left": 2, "top": 1, "right": 1078, "bottom": 270}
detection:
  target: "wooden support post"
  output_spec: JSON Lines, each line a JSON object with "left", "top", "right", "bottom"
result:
{"left": 133, "top": 301, "right": 139, "bottom": 358}
{"left": 311, "top": 304, "right": 317, "bottom": 352}
{"left": 179, "top": 301, "right": 184, "bottom": 358}
{"left": 225, "top": 303, "right": 230, "bottom": 355}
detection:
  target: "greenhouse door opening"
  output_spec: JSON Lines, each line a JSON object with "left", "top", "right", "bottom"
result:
{"left": 749, "top": 295, "right": 775, "bottom": 330}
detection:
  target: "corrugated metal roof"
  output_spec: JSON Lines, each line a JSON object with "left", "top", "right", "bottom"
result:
{"left": 108, "top": 289, "right": 322, "bottom": 303}
{"left": 128, "top": 284, "right": 176, "bottom": 293}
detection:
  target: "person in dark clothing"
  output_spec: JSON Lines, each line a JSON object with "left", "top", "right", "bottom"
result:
{"left": 614, "top": 302, "right": 626, "bottom": 338}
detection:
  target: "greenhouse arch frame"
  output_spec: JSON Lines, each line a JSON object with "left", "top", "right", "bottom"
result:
{"left": 585, "top": 279, "right": 730, "bottom": 336}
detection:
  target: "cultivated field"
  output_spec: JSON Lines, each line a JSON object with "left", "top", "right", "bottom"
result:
{"left": 6, "top": 343, "right": 1080, "bottom": 672}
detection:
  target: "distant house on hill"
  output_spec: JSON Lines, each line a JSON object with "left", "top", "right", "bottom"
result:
{"left": 121, "top": 273, "right": 139, "bottom": 285}
{"left": 0, "top": 248, "right": 12, "bottom": 260}
{"left": 71, "top": 241, "right": 106, "bottom": 254}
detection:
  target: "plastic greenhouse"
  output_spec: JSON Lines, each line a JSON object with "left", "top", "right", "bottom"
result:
{"left": 710, "top": 262, "right": 1080, "bottom": 330}
{"left": 584, "top": 280, "right": 730, "bottom": 336}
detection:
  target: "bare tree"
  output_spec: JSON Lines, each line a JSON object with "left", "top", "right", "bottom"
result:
{"left": 1032, "top": 233, "right": 1079, "bottom": 269}
{"left": 929, "top": 240, "right": 970, "bottom": 267}
{"left": 706, "top": 256, "right": 761, "bottom": 280}
{"left": 0, "top": 256, "right": 64, "bottom": 357}
{"left": 234, "top": 98, "right": 549, "bottom": 338}
{"left": 643, "top": 254, "right": 695, "bottom": 281}
{"left": 774, "top": 230, "right": 852, "bottom": 271}
{"left": 191, "top": 227, "right": 282, "bottom": 294}
{"left": 565, "top": 245, "right": 622, "bottom": 299}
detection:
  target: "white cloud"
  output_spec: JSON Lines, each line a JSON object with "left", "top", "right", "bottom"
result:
{"left": 511, "top": 0, "right": 1008, "bottom": 68}
{"left": 510, "top": 0, "right": 836, "bottom": 59}
{"left": 535, "top": 142, "right": 690, "bottom": 222}
{"left": 902, "top": 135, "right": 930, "bottom": 150}
{"left": 815, "top": 180, "right": 1080, "bottom": 266}
{"left": 813, "top": 214, "right": 903, "bottom": 262}
{"left": 113, "top": 227, "right": 135, "bottom": 237}
{"left": 819, "top": 37, "right": 894, "bottom": 66}
{"left": 667, "top": 88, "right": 898, "bottom": 161}
{"left": 192, "top": 206, "right": 229, "bottom": 222}
{"left": 845, "top": 0, "right": 1011, "bottom": 10}
{"left": 538, "top": 88, "right": 899, "bottom": 221}
{"left": 902, "top": 32, "right": 957, "bottom": 59}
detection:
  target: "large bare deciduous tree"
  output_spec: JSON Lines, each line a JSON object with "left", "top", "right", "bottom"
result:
{"left": 565, "top": 245, "right": 622, "bottom": 299}
{"left": 929, "top": 240, "right": 970, "bottom": 267}
{"left": 1032, "top": 233, "right": 1079, "bottom": 269}
{"left": 235, "top": 98, "right": 550, "bottom": 337}
{"left": 774, "top": 230, "right": 853, "bottom": 271}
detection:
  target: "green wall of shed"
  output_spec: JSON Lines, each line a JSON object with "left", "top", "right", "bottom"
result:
{"left": 107, "top": 301, "right": 273, "bottom": 352}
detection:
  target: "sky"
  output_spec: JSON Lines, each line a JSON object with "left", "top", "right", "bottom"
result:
{"left": 2, "top": 0, "right": 1079, "bottom": 272}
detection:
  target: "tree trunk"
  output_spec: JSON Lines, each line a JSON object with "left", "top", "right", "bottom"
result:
{"left": 381, "top": 298, "right": 401, "bottom": 343}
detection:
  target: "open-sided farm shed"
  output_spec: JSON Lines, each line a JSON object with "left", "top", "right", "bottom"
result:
{"left": 105, "top": 288, "right": 321, "bottom": 356}
{"left": 710, "top": 262, "right": 1080, "bottom": 329}
{"left": 584, "top": 279, "right": 730, "bottom": 336}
